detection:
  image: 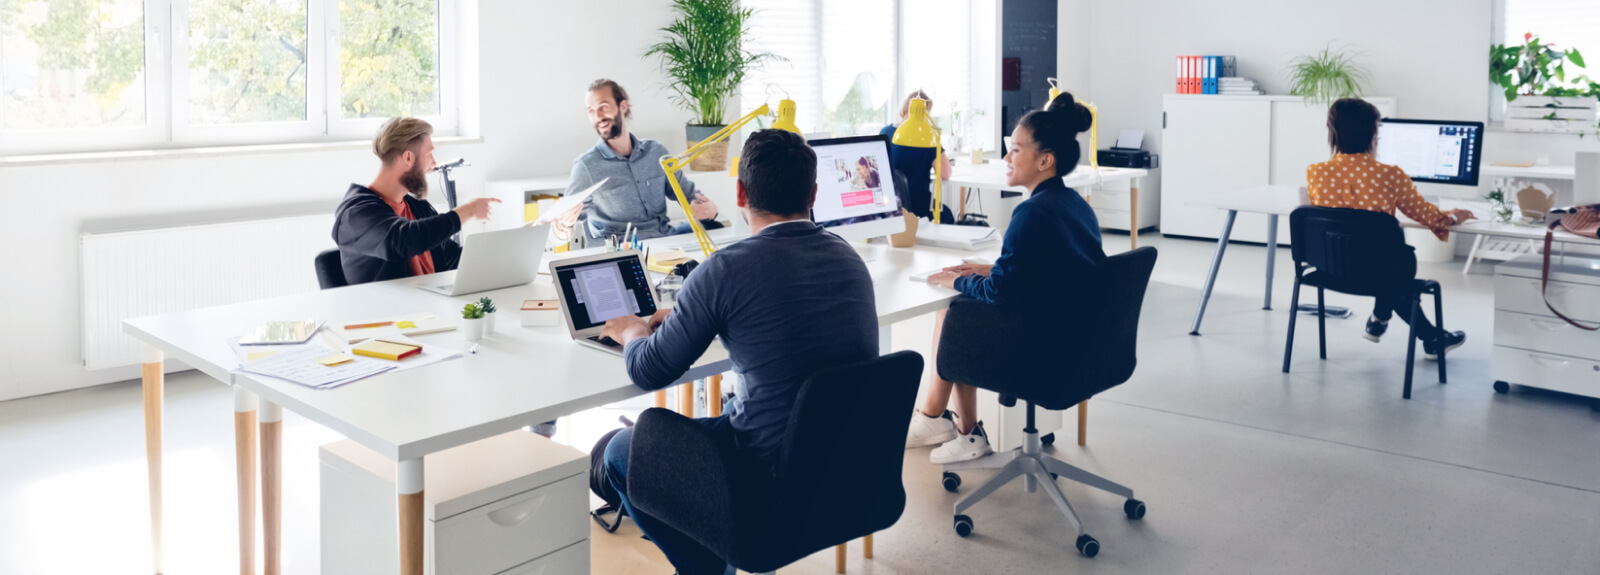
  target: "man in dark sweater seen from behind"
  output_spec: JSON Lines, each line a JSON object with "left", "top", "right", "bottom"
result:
{"left": 332, "top": 117, "right": 499, "bottom": 285}
{"left": 599, "top": 129, "right": 879, "bottom": 575}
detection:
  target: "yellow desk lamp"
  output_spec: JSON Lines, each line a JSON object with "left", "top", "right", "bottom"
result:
{"left": 893, "top": 98, "right": 945, "bottom": 224}
{"left": 661, "top": 99, "right": 803, "bottom": 255}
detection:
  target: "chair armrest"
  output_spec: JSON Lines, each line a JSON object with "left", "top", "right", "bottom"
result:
{"left": 628, "top": 408, "right": 739, "bottom": 555}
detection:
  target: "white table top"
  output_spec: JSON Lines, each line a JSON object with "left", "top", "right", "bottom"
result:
{"left": 124, "top": 242, "right": 996, "bottom": 461}
{"left": 1190, "top": 186, "right": 1600, "bottom": 247}
{"left": 947, "top": 161, "right": 1148, "bottom": 192}
{"left": 1482, "top": 164, "right": 1576, "bottom": 181}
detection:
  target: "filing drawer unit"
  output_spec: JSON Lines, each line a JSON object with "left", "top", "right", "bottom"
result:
{"left": 1492, "top": 259, "right": 1600, "bottom": 406}
{"left": 321, "top": 431, "right": 590, "bottom": 575}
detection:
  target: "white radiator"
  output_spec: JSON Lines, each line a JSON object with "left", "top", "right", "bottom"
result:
{"left": 81, "top": 214, "right": 335, "bottom": 370}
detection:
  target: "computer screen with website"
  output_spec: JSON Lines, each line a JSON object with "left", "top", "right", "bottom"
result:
{"left": 809, "top": 135, "right": 903, "bottom": 228}
{"left": 552, "top": 254, "right": 657, "bottom": 330}
{"left": 1375, "top": 119, "right": 1484, "bottom": 186}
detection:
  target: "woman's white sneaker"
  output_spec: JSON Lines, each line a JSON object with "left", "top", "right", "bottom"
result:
{"left": 930, "top": 422, "right": 992, "bottom": 464}
{"left": 906, "top": 409, "right": 959, "bottom": 448}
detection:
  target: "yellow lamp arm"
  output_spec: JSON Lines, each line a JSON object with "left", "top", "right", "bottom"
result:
{"left": 932, "top": 127, "right": 945, "bottom": 224}
{"left": 661, "top": 103, "right": 773, "bottom": 255}
{"left": 1087, "top": 102, "right": 1099, "bottom": 171}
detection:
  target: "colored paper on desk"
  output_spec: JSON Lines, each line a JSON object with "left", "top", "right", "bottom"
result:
{"left": 330, "top": 314, "right": 453, "bottom": 343}
{"left": 317, "top": 354, "right": 355, "bottom": 366}
{"left": 246, "top": 350, "right": 281, "bottom": 363}
{"left": 396, "top": 321, "right": 417, "bottom": 329}
{"left": 352, "top": 339, "right": 422, "bottom": 361}
{"left": 648, "top": 249, "right": 693, "bottom": 274}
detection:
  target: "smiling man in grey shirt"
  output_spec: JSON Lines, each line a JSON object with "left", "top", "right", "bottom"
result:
{"left": 555, "top": 79, "right": 721, "bottom": 242}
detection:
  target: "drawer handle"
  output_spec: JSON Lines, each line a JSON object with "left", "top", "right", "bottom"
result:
{"left": 1528, "top": 318, "right": 1569, "bottom": 332}
{"left": 1528, "top": 355, "right": 1571, "bottom": 370}
{"left": 487, "top": 495, "right": 547, "bottom": 528}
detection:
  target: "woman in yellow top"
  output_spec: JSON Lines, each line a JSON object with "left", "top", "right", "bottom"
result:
{"left": 1305, "top": 98, "right": 1475, "bottom": 357}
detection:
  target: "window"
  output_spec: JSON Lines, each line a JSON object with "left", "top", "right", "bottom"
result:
{"left": 741, "top": 0, "right": 997, "bottom": 152}
{"left": 0, "top": 0, "right": 457, "bottom": 154}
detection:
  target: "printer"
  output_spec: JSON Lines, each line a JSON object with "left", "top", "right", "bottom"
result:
{"left": 1097, "top": 128, "right": 1159, "bottom": 169}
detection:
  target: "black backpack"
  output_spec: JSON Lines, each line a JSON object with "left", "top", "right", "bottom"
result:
{"left": 589, "top": 416, "right": 634, "bottom": 533}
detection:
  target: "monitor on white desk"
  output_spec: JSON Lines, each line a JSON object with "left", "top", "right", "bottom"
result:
{"left": 808, "top": 135, "right": 905, "bottom": 242}
{"left": 1375, "top": 119, "right": 1484, "bottom": 186}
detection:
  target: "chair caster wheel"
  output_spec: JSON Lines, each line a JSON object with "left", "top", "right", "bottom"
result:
{"left": 942, "top": 472, "right": 961, "bottom": 492}
{"left": 953, "top": 514, "right": 974, "bottom": 537}
{"left": 1493, "top": 380, "right": 1510, "bottom": 394}
{"left": 1040, "top": 432, "right": 1055, "bottom": 446}
{"left": 1075, "top": 534, "right": 1099, "bottom": 557}
{"left": 1124, "top": 499, "right": 1146, "bottom": 520}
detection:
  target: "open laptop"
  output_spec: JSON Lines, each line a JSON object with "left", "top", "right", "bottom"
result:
{"left": 548, "top": 250, "right": 660, "bottom": 355}
{"left": 419, "top": 225, "right": 549, "bottom": 296}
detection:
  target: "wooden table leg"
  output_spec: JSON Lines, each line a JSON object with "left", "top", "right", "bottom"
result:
{"left": 708, "top": 375, "right": 723, "bottom": 417}
{"left": 655, "top": 390, "right": 667, "bottom": 409}
{"left": 398, "top": 459, "right": 425, "bottom": 575}
{"left": 1129, "top": 181, "right": 1140, "bottom": 250}
{"left": 679, "top": 382, "right": 696, "bottom": 417}
{"left": 863, "top": 533, "right": 873, "bottom": 558}
{"left": 835, "top": 541, "right": 846, "bottom": 574}
{"left": 1077, "top": 401, "right": 1088, "bottom": 447}
{"left": 260, "top": 401, "right": 283, "bottom": 575}
{"left": 141, "top": 346, "right": 164, "bottom": 575}
{"left": 233, "top": 388, "right": 258, "bottom": 575}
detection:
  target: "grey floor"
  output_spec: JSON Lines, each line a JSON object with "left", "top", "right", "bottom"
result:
{"left": 3, "top": 233, "right": 1599, "bottom": 575}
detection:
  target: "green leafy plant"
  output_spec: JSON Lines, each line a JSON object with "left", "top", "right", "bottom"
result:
{"left": 1287, "top": 46, "right": 1371, "bottom": 105}
{"left": 461, "top": 303, "right": 484, "bottom": 320}
{"left": 476, "top": 297, "right": 497, "bottom": 314}
{"left": 645, "top": 0, "right": 781, "bottom": 126}
{"left": 1491, "top": 33, "right": 1588, "bottom": 102}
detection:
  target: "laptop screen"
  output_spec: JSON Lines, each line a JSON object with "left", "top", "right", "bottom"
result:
{"left": 552, "top": 254, "right": 657, "bottom": 330}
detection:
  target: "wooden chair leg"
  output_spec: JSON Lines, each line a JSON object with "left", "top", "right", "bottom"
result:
{"left": 655, "top": 389, "right": 667, "bottom": 408}
{"left": 708, "top": 374, "right": 723, "bottom": 417}
{"left": 1077, "top": 401, "right": 1088, "bottom": 446}
{"left": 835, "top": 541, "right": 846, "bottom": 573}
{"left": 864, "top": 533, "right": 873, "bottom": 558}
{"left": 679, "top": 382, "right": 695, "bottom": 417}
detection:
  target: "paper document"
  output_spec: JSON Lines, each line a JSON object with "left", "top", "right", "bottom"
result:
{"left": 238, "top": 344, "right": 396, "bottom": 389}
{"left": 574, "top": 261, "right": 637, "bottom": 323}
{"left": 533, "top": 178, "right": 609, "bottom": 225}
{"left": 915, "top": 224, "right": 999, "bottom": 250}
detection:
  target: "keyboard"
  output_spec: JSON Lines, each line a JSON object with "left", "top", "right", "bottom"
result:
{"left": 588, "top": 335, "right": 621, "bottom": 348}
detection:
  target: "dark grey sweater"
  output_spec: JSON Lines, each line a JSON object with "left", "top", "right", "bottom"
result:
{"left": 623, "top": 220, "right": 878, "bottom": 464}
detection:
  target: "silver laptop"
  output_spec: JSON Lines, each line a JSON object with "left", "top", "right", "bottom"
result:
{"left": 419, "top": 225, "right": 549, "bottom": 296}
{"left": 548, "top": 250, "right": 660, "bottom": 355}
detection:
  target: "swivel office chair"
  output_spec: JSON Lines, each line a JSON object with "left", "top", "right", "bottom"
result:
{"left": 314, "top": 248, "right": 347, "bottom": 290}
{"left": 627, "top": 352, "right": 923, "bottom": 574}
{"left": 1283, "top": 206, "right": 1448, "bottom": 399}
{"left": 936, "top": 247, "right": 1157, "bottom": 557}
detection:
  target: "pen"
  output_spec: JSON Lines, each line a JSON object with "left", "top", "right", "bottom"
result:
{"left": 469, "top": 344, "right": 479, "bottom": 355}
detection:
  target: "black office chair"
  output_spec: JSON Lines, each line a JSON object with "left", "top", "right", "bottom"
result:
{"left": 627, "top": 351, "right": 923, "bottom": 574}
{"left": 936, "top": 247, "right": 1157, "bottom": 558}
{"left": 1282, "top": 206, "right": 1447, "bottom": 399}
{"left": 314, "top": 248, "right": 347, "bottom": 290}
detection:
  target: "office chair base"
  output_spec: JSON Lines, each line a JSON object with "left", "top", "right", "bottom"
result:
{"left": 943, "top": 431, "right": 1138, "bottom": 555}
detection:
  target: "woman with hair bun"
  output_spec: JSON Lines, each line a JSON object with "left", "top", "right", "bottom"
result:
{"left": 905, "top": 92, "right": 1108, "bottom": 464}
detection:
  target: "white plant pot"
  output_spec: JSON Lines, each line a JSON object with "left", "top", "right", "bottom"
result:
{"left": 484, "top": 311, "right": 497, "bottom": 334}
{"left": 463, "top": 318, "right": 484, "bottom": 342}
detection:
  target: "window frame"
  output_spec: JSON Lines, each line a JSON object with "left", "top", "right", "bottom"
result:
{"left": 0, "top": 0, "right": 460, "bottom": 157}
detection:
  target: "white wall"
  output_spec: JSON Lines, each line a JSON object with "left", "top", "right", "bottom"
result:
{"left": 0, "top": 0, "right": 698, "bottom": 401}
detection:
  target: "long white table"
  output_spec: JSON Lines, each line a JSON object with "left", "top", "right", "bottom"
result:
{"left": 124, "top": 241, "right": 997, "bottom": 575}
{"left": 946, "top": 161, "right": 1150, "bottom": 249}
{"left": 1186, "top": 186, "right": 1600, "bottom": 336}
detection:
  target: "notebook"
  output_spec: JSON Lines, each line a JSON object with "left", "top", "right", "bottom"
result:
{"left": 352, "top": 339, "right": 423, "bottom": 361}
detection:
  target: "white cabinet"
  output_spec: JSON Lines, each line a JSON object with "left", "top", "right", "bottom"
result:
{"left": 1493, "top": 258, "right": 1600, "bottom": 403}
{"left": 1160, "top": 95, "right": 1396, "bottom": 243}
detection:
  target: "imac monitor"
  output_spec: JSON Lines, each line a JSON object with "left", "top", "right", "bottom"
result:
{"left": 1375, "top": 119, "right": 1484, "bottom": 186}
{"left": 808, "top": 135, "right": 906, "bottom": 241}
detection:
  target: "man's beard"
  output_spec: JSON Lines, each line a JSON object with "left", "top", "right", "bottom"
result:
{"left": 401, "top": 163, "right": 429, "bottom": 199}
{"left": 597, "top": 116, "right": 624, "bottom": 141}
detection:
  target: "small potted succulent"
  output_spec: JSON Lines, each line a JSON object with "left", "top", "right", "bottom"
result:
{"left": 477, "top": 296, "right": 498, "bottom": 332}
{"left": 461, "top": 303, "right": 486, "bottom": 342}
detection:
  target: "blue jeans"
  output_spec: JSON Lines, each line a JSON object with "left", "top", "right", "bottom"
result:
{"left": 604, "top": 415, "right": 738, "bottom": 575}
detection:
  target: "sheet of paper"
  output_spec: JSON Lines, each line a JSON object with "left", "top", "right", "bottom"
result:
{"left": 574, "top": 261, "right": 635, "bottom": 323}
{"left": 238, "top": 344, "right": 395, "bottom": 388}
{"left": 533, "top": 177, "right": 609, "bottom": 225}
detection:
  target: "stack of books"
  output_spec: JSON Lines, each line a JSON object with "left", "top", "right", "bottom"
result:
{"left": 915, "top": 224, "right": 1000, "bottom": 251}
{"left": 1217, "top": 77, "right": 1263, "bottom": 96}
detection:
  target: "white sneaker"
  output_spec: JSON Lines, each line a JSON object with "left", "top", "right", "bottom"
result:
{"left": 906, "top": 409, "right": 958, "bottom": 448}
{"left": 930, "top": 422, "right": 992, "bottom": 464}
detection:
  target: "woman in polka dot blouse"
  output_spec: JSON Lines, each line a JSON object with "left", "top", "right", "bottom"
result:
{"left": 1304, "top": 98, "right": 1472, "bottom": 356}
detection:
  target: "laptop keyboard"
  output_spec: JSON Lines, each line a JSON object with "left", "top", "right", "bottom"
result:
{"left": 588, "top": 336, "right": 622, "bottom": 348}
{"left": 436, "top": 284, "right": 454, "bottom": 292}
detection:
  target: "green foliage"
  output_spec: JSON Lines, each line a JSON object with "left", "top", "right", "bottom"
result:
{"left": 823, "top": 73, "right": 887, "bottom": 137}
{"left": 646, "top": 0, "right": 781, "bottom": 126}
{"left": 1, "top": 0, "right": 146, "bottom": 128}
{"left": 461, "top": 303, "right": 484, "bottom": 320}
{"left": 1491, "top": 33, "right": 1588, "bottom": 101}
{"left": 340, "top": 0, "right": 438, "bottom": 118}
{"left": 476, "top": 296, "right": 496, "bottom": 314}
{"left": 1287, "top": 46, "right": 1370, "bottom": 105}
{"left": 188, "top": 0, "right": 308, "bottom": 124}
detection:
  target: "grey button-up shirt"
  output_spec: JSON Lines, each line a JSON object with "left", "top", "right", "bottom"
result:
{"left": 566, "top": 134, "right": 704, "bottom": 241}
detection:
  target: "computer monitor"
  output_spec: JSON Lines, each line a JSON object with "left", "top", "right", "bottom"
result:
{"left": 808, "top": 135, "right": 906, "bottom": 241}
{"left": 1375, "top": 119, "right": 1484, "bottom": 186}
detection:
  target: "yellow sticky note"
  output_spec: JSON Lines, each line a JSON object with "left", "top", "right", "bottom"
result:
{"left": 317, "top": 354, "right": 355, "bottom": 366}
{"left": 246, "top": 350, "right": 280, "bottom": 363}
{"left": 396, "top": 321, "right": 417, "bottom": 329}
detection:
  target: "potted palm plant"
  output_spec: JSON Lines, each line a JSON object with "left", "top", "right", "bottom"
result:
{"left": 646, "top": 0, "right": 780, "bottom": 171}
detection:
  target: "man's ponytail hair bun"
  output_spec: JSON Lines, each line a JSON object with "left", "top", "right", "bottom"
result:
{"left": 1020, "top": 91, "right": 1094, "bottom": 178}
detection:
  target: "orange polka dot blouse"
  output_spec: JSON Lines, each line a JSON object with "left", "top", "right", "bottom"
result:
{"left": 1306, "top": 153, "right": 1457, "bottom": 241}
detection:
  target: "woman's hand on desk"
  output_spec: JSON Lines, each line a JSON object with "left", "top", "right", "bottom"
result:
{"left": 943, "top": 263, "right": 993, "bottom": 277}
{"left": 1448, "top": 208, "right": 1477, "bottom": 225}
{"left": 926, "top": 271, "right": 960, "bottom": 290}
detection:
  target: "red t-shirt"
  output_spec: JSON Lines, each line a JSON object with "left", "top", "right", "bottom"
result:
{"left": 387, "top": 198, "right": 436, "bottom": 276}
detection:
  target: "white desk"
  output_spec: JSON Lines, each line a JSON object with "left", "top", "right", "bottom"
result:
{"left": 946, "top": 162, "right": 1150, "bottom": 249}
{"left": 1186, "top": 186, "right": 1600, "bottom": 336}
{"left": 1482, "top": 164, "right": 1576, "bottom": 181}
{"left": 124, "top": 242, "right": 996, "bottom": 575}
